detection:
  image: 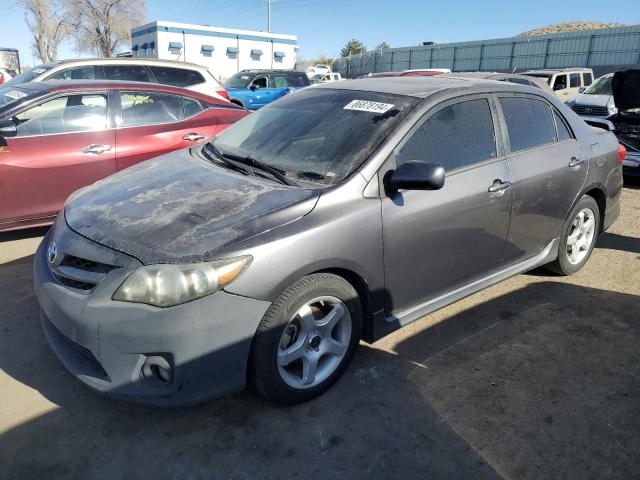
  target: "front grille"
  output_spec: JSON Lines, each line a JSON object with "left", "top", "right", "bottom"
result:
{"left": 572, "top": 105, "right": 609, "bottom": 116}
{"left": 53, "top": 274, "right": 95, "bottom": 291}
{"left": 50, "top": 254, "right": 117, "bottom": 293}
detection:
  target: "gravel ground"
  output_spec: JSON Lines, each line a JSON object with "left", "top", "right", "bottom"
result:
{"left": 0, "top": 181, "right": 639, "bottom": 480}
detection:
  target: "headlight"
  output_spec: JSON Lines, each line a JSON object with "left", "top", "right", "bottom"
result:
{"left": 113, "top": 256, "right": 251, "bottom": 308}
{"left": 608, "top": 104, "right": 618, "bottom": 115}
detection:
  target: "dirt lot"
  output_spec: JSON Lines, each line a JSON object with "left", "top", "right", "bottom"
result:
{"left": 1, "top": 181, "right": 639, "bottom": 480}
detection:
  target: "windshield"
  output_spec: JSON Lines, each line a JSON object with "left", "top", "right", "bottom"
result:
{"left": 0, "top": 86, "right": 31, "bottom": 110}
{"left": 523, "top": 73, "right": 552, "bottom": 84}
{"left": 224, "top": 73, "right": 254, "bottom": 89}
{"left": 584, "top": 75, "right": 613, "bottom": 95}
{"left": 4, "top": 65, "right": 51, "bottom": 86}
{"left": 211, "top": 88, "right": 418, "bottom": 185}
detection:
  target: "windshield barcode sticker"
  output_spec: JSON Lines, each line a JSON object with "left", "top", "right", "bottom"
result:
{"left": 2, "top": 90, "right": 27, "bottom": 100}
{"left": 344, "top": 100, "right": 395, "bottom": 114}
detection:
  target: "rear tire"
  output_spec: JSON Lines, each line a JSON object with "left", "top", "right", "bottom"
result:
{"left": 546, "top": 195, "right": 600, "bottom": 275}
{"left": 250, "top": 273, "right": 362, "bottom": 405}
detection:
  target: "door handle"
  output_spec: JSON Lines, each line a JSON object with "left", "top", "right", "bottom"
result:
{"left": 488, "top": 179, "right": 512, "bottom": 193}
{"left": 569, "top": 157, "right": 585, "bottom": 168}
{"left": 183, "top": 133, "right": 205, "bottom": 142}
{"left": 82, "top": 144, "right": 111, "bottom": 155}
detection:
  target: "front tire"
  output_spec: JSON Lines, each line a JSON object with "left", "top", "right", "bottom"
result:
{"left": 546, "top": 195, "right": 600, "bottom": 275}
{"left": 250, "top": 273, "right": 362, "bottom": 405}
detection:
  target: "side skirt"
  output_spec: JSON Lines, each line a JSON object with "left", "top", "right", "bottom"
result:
{"left": 370, "top": 237, "right": 560, "bottom": 341}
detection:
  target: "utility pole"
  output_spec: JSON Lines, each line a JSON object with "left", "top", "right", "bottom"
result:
{"left": 266, "top": 0, "right": 277, "bottom": 32}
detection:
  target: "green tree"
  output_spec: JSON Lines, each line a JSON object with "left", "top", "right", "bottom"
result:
{"left": 375, "top": 41, "right": 390, "bottom": 51}
{"left": 340, "top": 38, "right": 366, "bottom": 57}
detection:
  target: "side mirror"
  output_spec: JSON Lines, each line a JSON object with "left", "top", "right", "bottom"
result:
{"left": 578, "top": 86, "right": 587, "bottom": 94}
{"left": 0, "top": 118, "right": 17, "bottom": 138}
{"left": 386, "top": 161, "right": 445, "bottom": 192}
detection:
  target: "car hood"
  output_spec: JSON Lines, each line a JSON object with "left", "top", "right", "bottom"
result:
{"left": 64, "top": 149, "right": 321, "bottom": 265}
{"left": 571, "top": 93, "right": 613, "bottom": 107}
{"left": 612, "top": 69, "right": 640, "bottom": 114}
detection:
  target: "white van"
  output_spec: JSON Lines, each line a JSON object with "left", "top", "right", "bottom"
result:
{"left": 521, "top": 68, "right": 594, "bottom": 102}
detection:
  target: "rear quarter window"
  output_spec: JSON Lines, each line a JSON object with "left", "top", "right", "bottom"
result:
{"left": 149, "top": 66, "right": 205, "bottom": 87}
{"left": 289, "top": 73, "right": 310, "bottom": 87}
{"left": 500, "top": 97, "right": 557, "bottom": 152}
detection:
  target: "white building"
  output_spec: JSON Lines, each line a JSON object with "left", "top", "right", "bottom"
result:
{"left": 131, "top": 21, "right": 298, "bottom": 82}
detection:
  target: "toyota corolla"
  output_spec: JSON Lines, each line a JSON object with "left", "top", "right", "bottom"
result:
{"left": 34, "top": 77, "right": 624, "bottom": 406}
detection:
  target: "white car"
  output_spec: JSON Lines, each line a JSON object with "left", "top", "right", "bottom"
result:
{"left": 313, "top": 72, "right": 343, "bottom": 84}
{"left": 306, "top": 64, "right": 332, "bottom": 79}
{"left": 521, "top": 68, "right": 595, "bottom": 102}
{"left": 4, "top": 58, "right": 230, "bottom": 102}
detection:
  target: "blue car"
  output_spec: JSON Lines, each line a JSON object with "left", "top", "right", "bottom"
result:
{"left": 224, "top": 70, "right": 310, "bottom": 110}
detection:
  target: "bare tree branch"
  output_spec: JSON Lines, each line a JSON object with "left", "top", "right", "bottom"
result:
{"left": 17, "top": 0, "right": 69, "bottom": 63}
{"left": 64, "top": 0, "right": 145, "bottom": 57}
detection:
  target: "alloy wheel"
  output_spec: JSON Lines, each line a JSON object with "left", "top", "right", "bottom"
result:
{"left": 566, "top": 207, "right": 596, "bottom": 265}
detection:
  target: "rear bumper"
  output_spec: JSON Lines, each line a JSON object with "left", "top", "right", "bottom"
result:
{"left": 34, "top": 228, "right": 270, "bottom": 406}
{"left": 622, "top": 151, "right": 640, "bottom": 176}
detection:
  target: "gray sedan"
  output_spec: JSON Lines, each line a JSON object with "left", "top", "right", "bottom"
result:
{"left": 34, "top": 77, "right": 624, "bottom": 406}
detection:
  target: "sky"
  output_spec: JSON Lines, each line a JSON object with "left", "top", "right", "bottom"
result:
{"left": 2, "top": 0, "right": 640, "bottom": 66}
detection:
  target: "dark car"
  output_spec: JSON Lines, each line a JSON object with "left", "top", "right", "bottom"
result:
{"left": 606, "top": 69, "right": 640, "bottom": 176}
{"left": 224, "top": 69, "right": 310, "bottom": 109}
{"left": 0, "top": 81, "right": 247, "bottom": 232}
{"left": 34, "top": 77, "right": 624, "bottom": 406}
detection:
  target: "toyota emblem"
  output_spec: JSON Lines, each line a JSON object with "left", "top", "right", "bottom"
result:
{"left": 47, "top": 242, "right": 58, "bottom": 265}
{"left": 585, "top": 107, "right": 592, "bottom": 113}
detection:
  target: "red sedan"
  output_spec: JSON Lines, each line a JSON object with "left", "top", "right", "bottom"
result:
{"left": 0, "top": 81, "right": 248, "bottom": 232}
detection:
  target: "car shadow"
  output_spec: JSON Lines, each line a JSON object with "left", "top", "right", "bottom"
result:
{"left": 0, "top": 227, "right": 49, "bottom": 243}
{"left": 1, "top": 255, "right": 639, "bottom": 479}
{"left": 597, "top": 231, "right": 640, "bottom": 254}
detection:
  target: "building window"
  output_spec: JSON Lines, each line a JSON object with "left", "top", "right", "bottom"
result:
{"left": 274, "top": 51, "right": 285, "bottom": 63}
{"left": 169, "top": 41, "right": 183, "bottom": 55}
{"left": 227, "top": 46, "right": 238, "bottom": 59}
{"left": 251, "top": 49, "right": 263, "bottom": 61}
{"left": 201, "top": 44, "right": 214, "bottom": 57}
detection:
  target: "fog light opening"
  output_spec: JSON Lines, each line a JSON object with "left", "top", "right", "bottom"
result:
{"left": 141, "top": 355, "right": 174, "bottom": 386}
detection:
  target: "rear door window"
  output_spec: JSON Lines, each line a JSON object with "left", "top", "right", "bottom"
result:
{"left": 582, "top": 72, "right": 593, "bottom": 86}
{"left": 272, "top": 75, "right": 290, "bottom": 88}
{"left": 569, "top": 73, "right": 580, "bottom": 88}
{"left": 500, "top": 97, "right": 557, "bottom": 152}
{"left": 148, "top": 66, "right": 205, "bottom": 87}
{"left": 396, "top": 98, "right": 497, "bottom": 171}
{"left": 119, "top": 91, "right": 202, "bottom": 127}
{"left": 103, "top": 65, "right": 150, "bottom": 82}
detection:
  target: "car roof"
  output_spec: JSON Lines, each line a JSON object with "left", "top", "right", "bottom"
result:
{"left": 39, "top": 57, "right": 209, "bottom": 71}
{"left": 523, "top": 68, "right": 592, "bottom": 74}
{"left": 238, "top": 69, "right": 303, "bottom": 74}
{"left": 15, "top": 80, "right": 232, "bottom": 106}
{"left": 316, "top": 76, "right": 532, "bottom": 98}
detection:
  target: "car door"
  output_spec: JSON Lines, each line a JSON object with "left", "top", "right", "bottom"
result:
{"left": 270, "top": 74, "right": 292, "bottom": 101}
{"left": 114, "top": 90, "right": 218, "bottom": 171}
{"left": 247, "top": 75, "right": 273, "bottom": 109}
{"left": 496, "top": 94, "right": 587, "bottom": 266}
{"left": 0, "top": 92, "right": 115, "bottom": 227}
{"left": 381, "top": 95, "right": 513, "bottom": 319}
{"left": 567, "top": 72, "right": 582, "bottom": 100}
{"left": 552, "top": 74, "right": 570, "bottom": 100}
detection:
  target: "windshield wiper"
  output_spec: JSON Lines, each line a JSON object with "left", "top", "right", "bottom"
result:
{"left": 200, "top": 144, "right": 251, "bottom": 176}
{"left": 211, "top": 145, "right": 294, "bottom": 186}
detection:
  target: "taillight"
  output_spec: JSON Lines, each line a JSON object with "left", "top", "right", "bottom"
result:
{"left": 618, "top": 144, "right": 627, "bottom": 162}
{"left": 0, "top": 73, "right": 4, "bottom": 85}
{"left": 216, "top": 89, "right": 230, "bottom": 101}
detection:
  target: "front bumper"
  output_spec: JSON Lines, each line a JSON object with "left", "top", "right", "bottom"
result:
{"left": 34, "top": 222, "right": 270, "bottom": 406}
